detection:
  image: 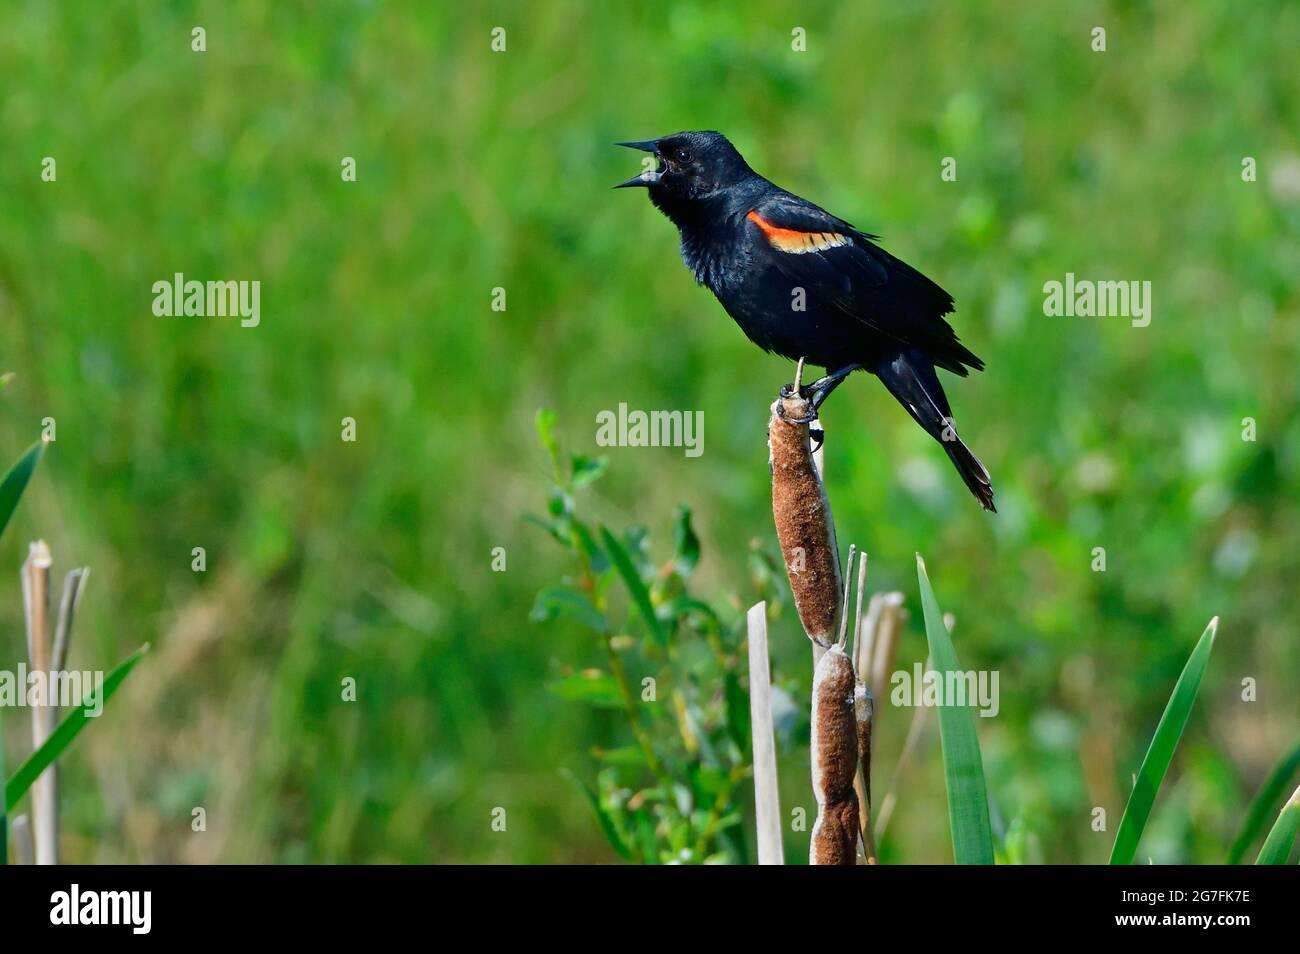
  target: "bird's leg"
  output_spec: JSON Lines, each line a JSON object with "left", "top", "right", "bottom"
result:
{"left": 778, "top": 357, "right": 807, "bottom": 400}
{"left": 804, "top": 363, "right": 864, "bottom": 410}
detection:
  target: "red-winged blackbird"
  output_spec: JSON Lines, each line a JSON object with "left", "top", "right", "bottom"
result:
{"left": 617, "top": 130, "right": 995, "bottom": 512}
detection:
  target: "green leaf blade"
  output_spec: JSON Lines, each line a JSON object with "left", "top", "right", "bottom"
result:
{"left": 916, "top": 555, "right": 994, "bottom": 865}
{"left": 570, "top": 454, "right": 608, "bottom": 488}
{"left": 530, "top": 586, "right": 607, "bottom": 634}
{"left": 0, "top": 441, "right": 44, "bottom": 541}
{"left": 546, "top": 670, "right": 624, "bottom": 708}
{"left": 561, "top": 769, "right": 632, "bottom": 861}
{"left": 1254, "top": 788, "right": 1300, "bottom": 865}
{"left": 671, "top": 504, "right": 700, "bottom": 576}
{"left": 1228, "top": 741, "right": 1300, "bottom": 864}
{"left": 5, "top": 645, "right": 150, "bottom": 812}
{"left": 1109, "top": 618, "right": 1218, "bottom": 865}
{"left": 600, "top": 526, "right": 667, "bottom": 648}
{"left": 535, "top": 408, "right": 560, "bottom": 473}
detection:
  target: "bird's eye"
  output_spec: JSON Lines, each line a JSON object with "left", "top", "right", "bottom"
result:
{"left": 674, "top": 147, "right": 692, "bottom": 163}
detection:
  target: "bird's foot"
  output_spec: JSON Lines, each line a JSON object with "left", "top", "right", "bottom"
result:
{"left": 775, "top": 382, "right": 820, "bottom": 424}
{"left": 773, "top": 391, "right": 825, "bottom": 450}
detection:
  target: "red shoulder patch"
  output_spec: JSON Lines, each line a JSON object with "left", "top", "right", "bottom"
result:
{"left": 746, "top": 210, "right": 851, "bottom": 254}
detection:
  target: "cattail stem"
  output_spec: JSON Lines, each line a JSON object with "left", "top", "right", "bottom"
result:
{"left": 847, "top": 551, "right": 878, "bottom": 862}
{"left": 854, "top": 686, "right": 877, "bottom": 862}
{"left": 603, "top": 638, "right": 666, "bottom": 782}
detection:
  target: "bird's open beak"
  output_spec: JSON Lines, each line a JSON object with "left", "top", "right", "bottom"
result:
{"left": 614, "top": 140, "right": 664, "bottom": 188}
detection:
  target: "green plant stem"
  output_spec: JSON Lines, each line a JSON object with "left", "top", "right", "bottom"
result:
{"left": 603, "top": 639, "right": 667, "bottom": 781}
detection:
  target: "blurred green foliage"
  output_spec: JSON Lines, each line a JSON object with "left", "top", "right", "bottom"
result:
{"left": 1, "top": 1, "right": 1298, "bottom": 862}
{"left": 530, "top": 409, "right": 754, "bottom": 864}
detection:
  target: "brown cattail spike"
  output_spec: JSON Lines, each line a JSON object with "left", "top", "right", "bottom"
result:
{"left": 769, "top": 390, "right": 842, "bottom": 647}
{"left": 811, "top": 549, "right": 861, "bottom": 864}
{"left": 810, "top": 644, "right": 859, "bottom": 864}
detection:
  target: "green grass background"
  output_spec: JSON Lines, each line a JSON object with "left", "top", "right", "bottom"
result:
{"left": 1, "top": 0, "right": 1298, "bottom": 862}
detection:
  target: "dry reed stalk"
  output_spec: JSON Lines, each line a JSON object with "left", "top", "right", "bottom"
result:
{"left": 869, "top": 594, "right": 907, "bottom": 703}
{"left": 873, "top": 699, "right": 924, "bottom": 840}
{"left": 746, "top": 601, "right": 784, "bottom": 864}
{"left": 848, "top": 589, "right": 906, "bottom": 857}
{"left": 12, "top": 814, "right": 34, "bottom": 865}
{"left": 768, "top": 363, "right": 842, "bottom": 649}
{"left": 21, "top": 540, "right": 57, "bottom": 864}
{"left": 855, "top": 592, "right": 884, "bottom": 683}
{"left": 53, "top": 567, "right": 88, "bottom": 672}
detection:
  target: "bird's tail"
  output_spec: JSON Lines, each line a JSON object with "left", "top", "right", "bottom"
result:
{"left": 875, "top": 349, "right": 996, "bottom": 512}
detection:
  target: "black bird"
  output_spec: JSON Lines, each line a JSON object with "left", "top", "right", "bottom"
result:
{"left": 617, "top": 130, "right": 995, "bottom": 512}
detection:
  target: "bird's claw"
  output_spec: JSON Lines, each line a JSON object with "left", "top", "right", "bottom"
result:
{"left": 775, "top": 385, "right": 819, "bottom": 425}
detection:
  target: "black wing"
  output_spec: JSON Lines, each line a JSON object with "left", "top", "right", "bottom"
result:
{"left": 748, "top": 192, "right": 982, "bottom": 374}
